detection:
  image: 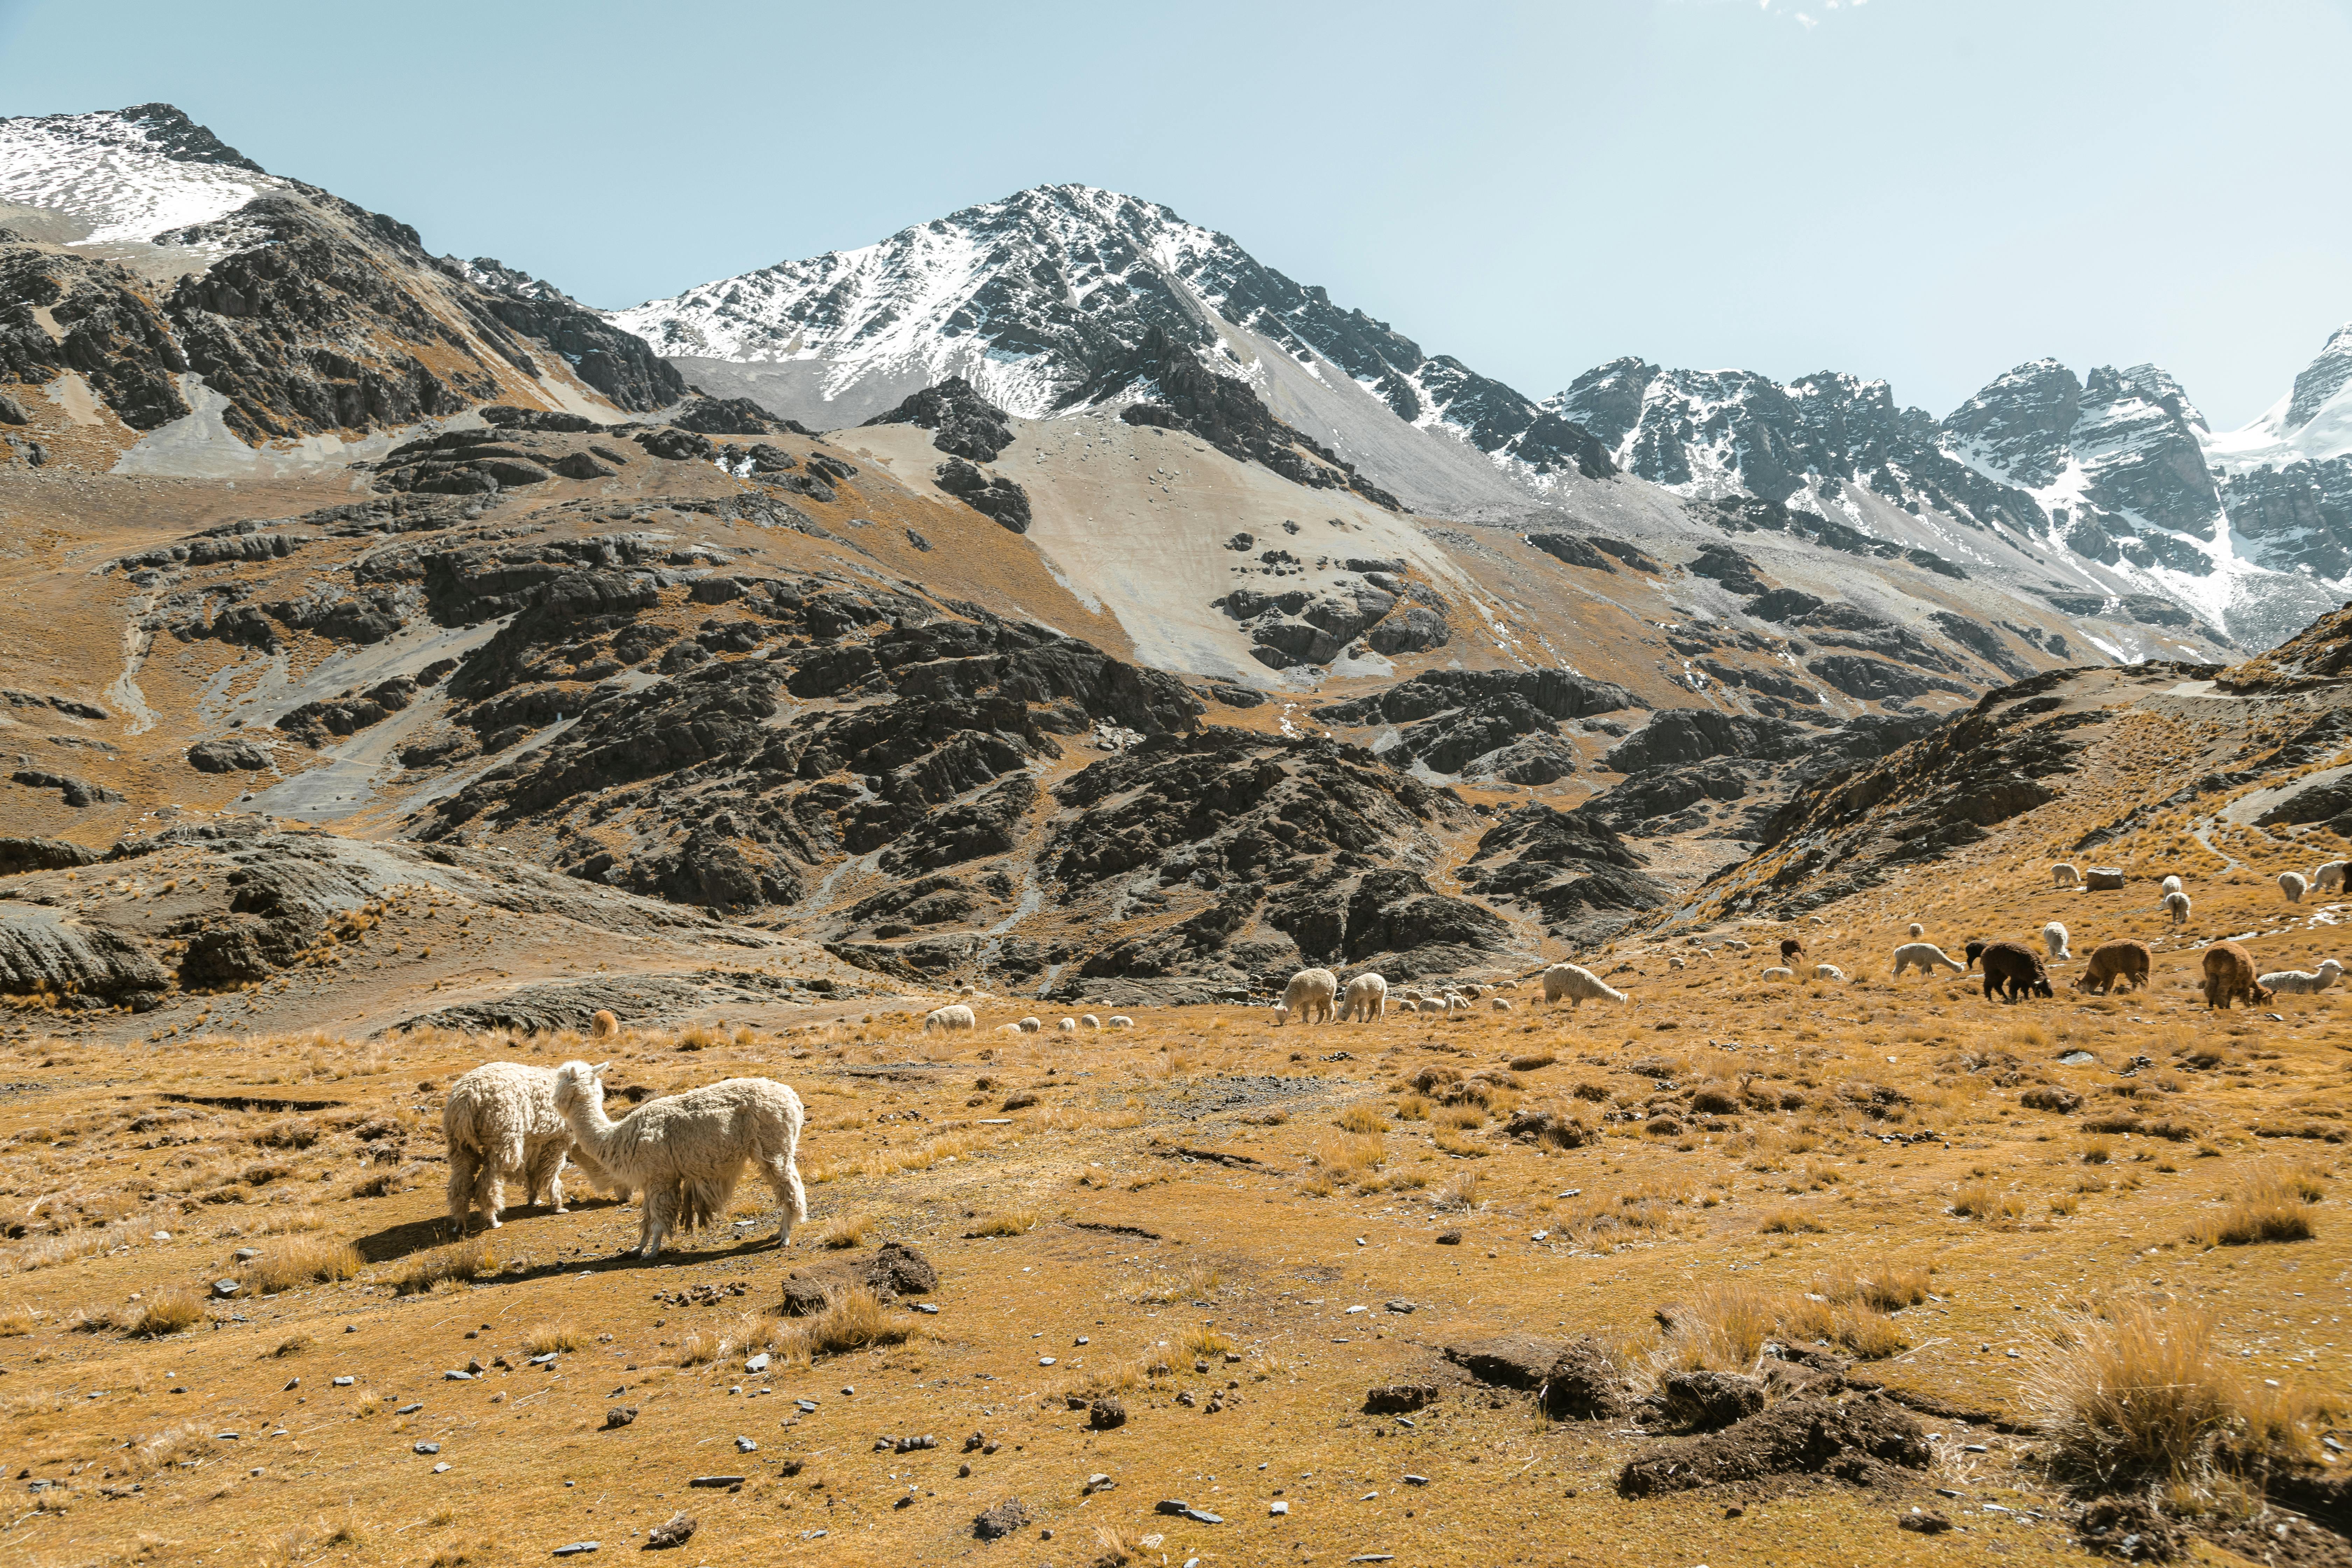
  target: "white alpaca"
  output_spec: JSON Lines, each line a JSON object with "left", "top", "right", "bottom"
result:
{"left": 1540, "top": 963, "right": 1626, "bottom": 1008}
{"left": 1081, "top": 1014, "right": 1101, "bottom": 1030}
{"left": 2259, "top": 958, "right": 2343, "bottom": 995}
{"left": 1490, "top": 996, "right": 1512, "bottom": 1011}
{"left": 923, "top": 1004, "right": 975, "bottom": 1032}
{"left": 1282, "top": 967, "right": 1338, "bottom": 1024}
{"left": 1812, "top": 962, "right": 1846, "bottom": 982}
{"left": 1722, "top": 939, "right": 1751, "bottom": 953}
{"left": 1271, "top": 1004, "right": 1290, "bottom": 1024}
{"left": 1762, "top": 966, "right": 1794, "bottom": 981}
{"left": 2280, "top": 871, "right": 2309, "bottom": 903}
{"left": 443, "top": 1062, "right": 626, "bottom": 1234}
{"left": 1058, "top": 1017, "right": 1078, "bottom": 1032}
{"left": 1017, "top": 1016, "right": 1042, "bottom": 1033}
{"left": 2042, "top": 922, "right": 2071, "bottom": 960}
{"left": 1339, "top": 973, "right": 1387, "bottom": 1022}
{"left": 2163, "top": 891, "right": 2191, "bottom": 926}
{"left": 1907, "top": 922, "right": 1924, "bottom": 939}
{"left": 1443, "top": 991, "right": 1469, "bottom": 1011}
{"left": 2160, "top": 875, "right": 2183, "bottom": 897}
{"left": 2315, "top": 861, "right": 2347, "bottom": 893}
{"left": 1668, "top": 956, "right": 1686, "bottom": 970}
{"left": 1891, "top": 942, "right": 1965, "bottom": 977}
{"left": 2053, "top": 863, "right": 2080, "bottom": 888}
{"left": 550, "top": 1060, "right": 805, "bottom": 1260}
{"left": 1416, "top": 997, "right": 1444, "bottom": 1014}
{"left": 1106, "top": 1015, "right": 1135, "bottom": 1029}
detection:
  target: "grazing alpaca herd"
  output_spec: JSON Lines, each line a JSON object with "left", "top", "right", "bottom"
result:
{"left": 1865, "top": 860, "right": 2348, "bottom": 1012}
{"left": 435, "top": 856, "right": 2343, "bottom": 1254}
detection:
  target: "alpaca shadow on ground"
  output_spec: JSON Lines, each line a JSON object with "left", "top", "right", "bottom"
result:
{"left": 350, "top": 1196, "right": 635, "bottom": 1265}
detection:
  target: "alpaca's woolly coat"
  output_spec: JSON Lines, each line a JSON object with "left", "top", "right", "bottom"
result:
{"left": 552, "top": 1061, "right": 807, "bottom": 1259}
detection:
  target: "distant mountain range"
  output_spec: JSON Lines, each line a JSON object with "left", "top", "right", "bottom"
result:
{"left": 616, "top": 181, "right": 2352, "bottom": 651}
{"left": 5, "top": 106, "right": 2351, "bottom": 655}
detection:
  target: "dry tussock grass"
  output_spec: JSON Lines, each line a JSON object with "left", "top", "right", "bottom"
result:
{"left": 391, "top": 1237, "right": 496, "bottom": 1295}
{"left": 2022, "top": 1301, "right": 2241, "bottom": 1488}
{"left": 967, "top": 1208, "right": 1037, "bottom": 1237}
{"left": 0, "top": 1301, "right": 36, "bottom": 1336}
{"left": 523, "top": 1323, "right": 583, "bottom": 1355}
{"left": 2187, "top": 1162, "right": 2321, "bottom": 1247}
{"left": 243, "top": 1236, "right": 362, "bottom": 1294}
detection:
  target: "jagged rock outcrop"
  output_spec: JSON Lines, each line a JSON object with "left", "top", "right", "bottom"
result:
{"left": 864, "top": 376, "right": 1016, "bottom": 462}
{"left": 1704, "top": 669, "right": 2131, "bottom": 913}
{"left": 934, "top": 457, "right": 1031, "bottom": 532}
{"left": 1099, "top": 325, "right": 1401, "bottom": 510}
{"left": 1456, "top": 805, "right": 1669, "bottom": 942}
{"left": 1042, "top": 728, "right": 1497, "bottom": 983}
{"left": 1601, "top": 710, "right": 1811, "bottom": 773}
{"left": 1317, "top": 668, "right": 1639, "bottom": 779}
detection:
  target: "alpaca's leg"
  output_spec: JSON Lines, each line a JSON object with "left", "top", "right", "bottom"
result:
{"left": 485, "top": 1133, "right": 524, "bottom": 1228}
{"left": 446, "top": 1145, "right": 480, "bottom": 1236}
{"left": 525, "top": 1143, "right": 567, "bottom": 1213}
{"left": 762, "top": 1149, "right": 806, "bottom": 1244}
{"left": 639, "top": 1185, "right": 675, "bottom": 1259}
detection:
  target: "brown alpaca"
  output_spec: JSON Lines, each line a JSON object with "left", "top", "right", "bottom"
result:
{"left": 2201, "top": 942, "right": 2272, "bottom": 1011}
{"left": 1779, "top": 938, "right": 1805, "bottom": 965}
{"left": 2073, "top": 940, "right": 2151, "bottom": 995}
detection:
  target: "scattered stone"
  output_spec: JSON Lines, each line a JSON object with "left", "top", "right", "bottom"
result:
{"left": 233, "top": 1247, "right": 261, "bottom": 1261}
{"left": 745, "top": 1353, "right": 770, "bottom": 1373}
{"left": 1899, "top": 1509, "right": 1952, "bottom": 1535}
{"left": 602, "top": 1407, "right": 636, "bottom": 1430}
{"left": 211, "top": 1279, "right": 240, "bottom": 1299}
{"left": 973, "top": 1498, "right": 1032, "bottom": 1540}
{"left": 1088, "top": 1398, "right": 1127, "bottom": 1430}
{"left": 687, "top": 1476, "right": 746, "bottom": 1489}
{"left": 1270, "top": 1500, "right": 1289, "bottom": 1516}
{"left": 333, "top": 1376, "right": 356, "bottom": 1387}
{"left": 551, "top": 1544, "right": 598, "bottom": 1558}
{"left": 396, "top": 1403, "right": 422, "bottom": 1415}
{"left": 1435, "top": 1231, "right": 1462, "bottom": 1246}
{"left": 414, "top": 1442, "right": 441, "bottom": 1455}
{"left": 1155, "top": 1500, "right": 1225, "bottom": 1524}
{"left": 734, "top": 1436, "right": 757, "bottom": 1453}
{"left": 444, "top": 1370, "right": 473, "bottom": 1381}
{"left": 1085, "top": 1473, "right": 1116, "bottom": 1494}
{"left": 645, "top": 1511, "right": 696, "bottom": 1549}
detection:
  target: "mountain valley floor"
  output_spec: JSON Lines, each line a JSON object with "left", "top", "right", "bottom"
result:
{"left": 0, "top": 848, "right": 2345, "bottom": 1568}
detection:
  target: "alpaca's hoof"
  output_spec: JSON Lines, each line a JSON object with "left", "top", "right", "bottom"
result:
{"left": 487, "top": 1216, "right": 502, "bottom": 1228}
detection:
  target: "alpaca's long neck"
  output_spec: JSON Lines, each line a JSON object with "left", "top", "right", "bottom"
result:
{"left": 564, "top": 1094, "right": 622, "bottom": 1157}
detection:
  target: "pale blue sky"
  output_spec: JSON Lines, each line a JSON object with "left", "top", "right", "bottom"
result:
{"left": 2, "top": 0, "right": 2348, "bottom": 428}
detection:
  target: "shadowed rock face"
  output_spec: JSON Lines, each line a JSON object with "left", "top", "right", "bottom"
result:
{"left": 1456, "top": 804, "right": 1669, "bottom": 942}
{"left": 863, "top": 376, "right": 1015, "bottom": 462}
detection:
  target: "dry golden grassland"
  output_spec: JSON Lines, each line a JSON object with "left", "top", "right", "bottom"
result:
{"left": 0, "top": 860, "right": 2344, "bottom": 1566}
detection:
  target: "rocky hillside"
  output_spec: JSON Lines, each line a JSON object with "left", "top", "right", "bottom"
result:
{"left": 0, "top": 104, "right": 679, "bottom": 474}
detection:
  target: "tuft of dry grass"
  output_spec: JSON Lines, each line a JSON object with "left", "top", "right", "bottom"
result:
{"left": 1182, "top": 1325, "right": 1235, "bottom": 1359}
{"left": 120, "top": 1287, "right": 205, "bottom": 1338}
{"left": 1092, "top": 1523, "right": 1147, "bottom": 1566}
{"left": 1334, "top": 1104, "right": 1386, "bottom": 1134}
{"left": 129, "top": 1422, "right": 217, "bottom": 1477}
{"left": 270, "top": 1332, "right": 313, "bottom": 1358}
{"left": 2021, "top": 1301, "right": 2238, "bottom": 1488}
{"left": 1128, "top": 1262, "right": 1225, "bottom": 1305}
{"left": 0, "top": 1301, "right": 35, "bottom": 1336}
{"left": 1392, "top": 1093, "right": 1429, "bottom": 1121}
{"left": 1851, "top": 1262, "right": 1931, "bottom": 1312}
{"left": 817, "top": 1213, "right": 868, "bottom": 1249}
{"left": 391, "top": 1237, "right": 495, "bottom": 1296}
{"left": 1757, "top": 1204, "right": 1826, "bottom": 1234}
{"left": 966, "top": 1209, "right": 1037, "bottom": 1238}
{"left": 243, "top": 1237, "right": 363, "bottom": 1295}
{"left": 790, "top": 1284, "right": 910, "bottom": 1359}
{"left": 523, "top": 1323, "right": 582, "bottom": 1355}
{"left": 2188, "top": 1164, "right": 2320, "bottom": 1247}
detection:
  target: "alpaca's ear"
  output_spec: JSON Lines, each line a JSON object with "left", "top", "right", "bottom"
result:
{"left": 589, "top": 1062, "right": 611, "bottom": 1076}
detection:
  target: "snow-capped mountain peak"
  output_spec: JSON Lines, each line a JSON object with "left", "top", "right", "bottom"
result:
{"left": 0, "top": 103, "right": 284, "bottom": 247}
